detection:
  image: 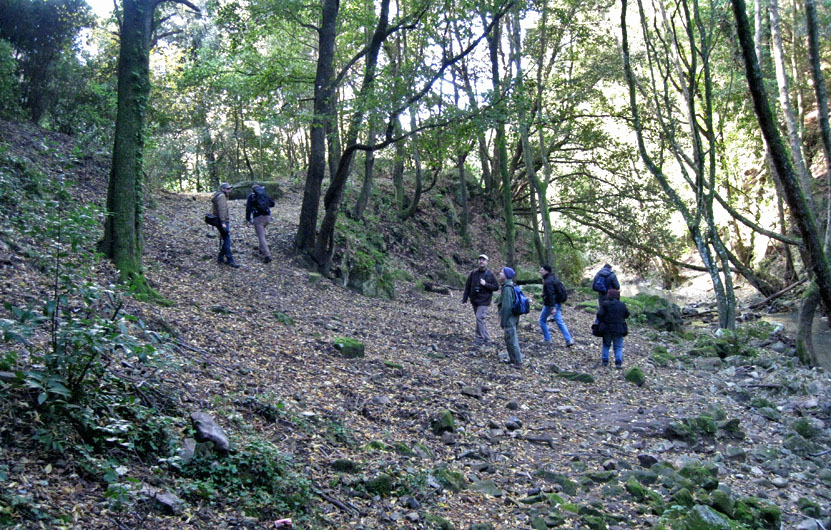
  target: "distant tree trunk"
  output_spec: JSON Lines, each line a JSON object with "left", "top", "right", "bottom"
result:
{"left": 485, "top": 14, "right": 515, "bottom": 267}
{"left": 458, "top": 152, "right": 470, "bottom": 239}
{"left": 399, "top": 106, "right": 423, "bottom": 221}
{"left": 201, "top": 128, "right": 219, "bottom": 191}
{"left": 296, "top": 0, "right": 339, "bottom": 255}
{"left": 732, "top": 0, "right": 831, "bottom": 328}
{"left": 797, "top": 282, "right": 819, "bottom": 364}
{"left": 351, "top": 122, "right": 377, "bottom": 220}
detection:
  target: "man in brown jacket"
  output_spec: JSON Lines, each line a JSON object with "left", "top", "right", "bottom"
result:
{"left": 212, "top": 182, "right": 239, "bottom": 268}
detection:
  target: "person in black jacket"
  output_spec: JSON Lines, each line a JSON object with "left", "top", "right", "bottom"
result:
{"left": 245, "top": 184, "right": 275, "bottom": 263}
{"left": 539, "top": 265, "right": 574, "bottom": 347}
{"left": 462, "top": 254, "right": 500, "bottom": 346}
{"left": 596, "top": 288, "right": 629, "bottom": 368}
{"left": 592, "top": 263, "right": 621, "bottom": 302}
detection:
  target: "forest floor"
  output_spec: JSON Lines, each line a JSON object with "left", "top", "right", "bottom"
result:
{"left": 1, "top": 120, "right": 830, "bottom": 529}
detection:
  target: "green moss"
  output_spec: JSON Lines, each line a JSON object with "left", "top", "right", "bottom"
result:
{"left": 365, "top": 473, "right": 394, "bottom": 496}
{"left": 797, "top": 497, "right": 822, "bottom": 518}
{"left": 331, "top": 459, "right": 360, "bottom": 473}
{"left": 537, "top": 470, "right": 578, "bottom": 495}
{"left": 709, "top": 489, "right": 733, "bottom": 518}
{"left": 625, "top": 366, "right": 646, "bottom": 386}
{"left": 333, "top": 337, "right": 365, "bottom": 358}
{"left": 792, "top": 418, "right": 821, "bottom": 439}
{"left": 670, "top": 488, "right": 694, "bottom": 507}
{"left": 557, "top": 371, "right": 595, "bottom": 384}
{"left": 679, "top": 462, "right": 719, "bottom": 491}
{"left": 425, "top": 513, "right": 456, "bottom": 530}
{"left": 431, "top": 409, "right": 455, "bottom": 435}
{"left": 383, "top": 360, "right": 403, "bottom": 369}
{"left": 434, "top": 466, "right": 466, "bottom": 492}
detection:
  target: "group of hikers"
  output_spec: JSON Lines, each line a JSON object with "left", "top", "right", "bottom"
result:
{"left": 206, "top": 184, "right": 628, "bottom": 369}
{"left": 208, "top": 182, "right": 275, "bottom": 267}
{"left": 462, "top": 256, "right": 629, "bottom": 369}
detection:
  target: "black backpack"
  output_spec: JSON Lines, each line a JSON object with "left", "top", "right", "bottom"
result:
{"left": 254, "top": 189, "right": 272, "bottom": 214}
{"left": 553, "top": 280, "right": 568, "bottom": 304}
{"left": 592, "top": 273, "right": 608, "bottom": 293}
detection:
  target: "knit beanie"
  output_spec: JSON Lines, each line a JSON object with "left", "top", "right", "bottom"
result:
{"left": 502, "top": 267, "right": 516, "bottom": 280}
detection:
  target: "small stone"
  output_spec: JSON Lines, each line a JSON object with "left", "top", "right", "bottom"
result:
{"left": 190, "top": 412, "right": 230, "bottom": 452}
{"left": 404, "top": 511, "right": 420, "bottom": 522}
{"left": 770, "top": 477, "right": 788, "bottom": 488}
{"left": 177, "top": 438, "right": 197, "bottom": 464}
{"left": 638, "top": 454, "right": 659, "bottom": 467}
{"left": 153, "top": 491, "right": 185, "bottom": 515}
{"left": 602, "top": 459, "right": 617, "bottom": 471}
{"left": 461, "top": 386, "right": 483, "bottom": 399}
{"left": 796, "top": 520, "right": 819, "bottom": 530}
{"left": 506, "top": 400, "right": 520, "bottom": 410}
{"left": 724, "top": 445, "right": 746, "bottom": 461}
{"left": 505, "top": 417, "right": 523, "bottom": 431}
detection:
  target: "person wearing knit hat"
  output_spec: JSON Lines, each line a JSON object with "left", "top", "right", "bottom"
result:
{"left": 462, "top": 254, "right": 500, "bottom": 347}
{"left": 497, "top": 266, "right": 522, "bottom": 367}
{"left": 539, "top": 265, "right": 574, "bottom": 348}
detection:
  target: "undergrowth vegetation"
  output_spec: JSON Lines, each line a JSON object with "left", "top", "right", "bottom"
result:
{"left": 0, "top": 148, "right": 314, "bottom": 525}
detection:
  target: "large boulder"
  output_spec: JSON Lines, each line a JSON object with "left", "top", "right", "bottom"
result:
{"left": 629, "top": 293, "right": 683, "bottom": 332}
{"left": 227, "top": 181, "right": 283, "bottom": 201}
{"left": 190, "top": 412, "right": 230, "bottom": 452}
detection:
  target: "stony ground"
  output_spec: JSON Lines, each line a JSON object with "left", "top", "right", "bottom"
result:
{"left": 1, "top": 120, "right": 830, "bottom": 529}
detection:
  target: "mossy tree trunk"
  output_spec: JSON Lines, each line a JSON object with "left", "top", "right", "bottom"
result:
{"left": 100, "top": 0, "right": 197, "bottom": 294}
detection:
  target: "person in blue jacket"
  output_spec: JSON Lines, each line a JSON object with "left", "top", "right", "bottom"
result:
{"left": 596, "top": 288, "right": 629, "bottom": 368}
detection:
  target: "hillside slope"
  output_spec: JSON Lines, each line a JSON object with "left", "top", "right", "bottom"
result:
{"left": 1, "top": 121, "right": 829, "bottom": 529}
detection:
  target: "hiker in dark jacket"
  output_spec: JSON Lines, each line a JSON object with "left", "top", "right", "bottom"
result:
{"left": 596, "top": 288, "right": 629, "bottom": 368}
{"left": 245, "top": 184, "right": 275, "bottom": 263}
{"left": 592, "top": 263, "right": 620, "bottom": 302}
{"left": 539, "top": 265, "right": 574, "bottom": 347}
{"left": 462, "top": 254, "right": 500, "bottom": 346}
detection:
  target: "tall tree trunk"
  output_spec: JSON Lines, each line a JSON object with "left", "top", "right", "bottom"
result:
{"left": 399, "top": 106, "right": 423, "bottom": 221}
{"left": 313, "top": 0, "right": 389, "bottom": 272}
{"left": 732, "top": 0, "right": 831, "bottom": 328}
{"left": 485, "top": 15, "right": 515, "bottom": 267}
{"left": 100, "top": 0, "right": 154, "bottom": 288}
{"left": 296, "top": 0, "right": 339, "bottom": 255}
{"left": 351, "top": 124, "right": 377, "bottom": 220}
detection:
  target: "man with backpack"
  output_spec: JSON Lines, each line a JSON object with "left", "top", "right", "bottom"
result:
{"left": 212, "top": 182, "right": 239, "bottom": 268}
{"left": 497, "top": 267, "right": 523, "bottom": 368}
{"left": 592, "top": 263, "right": 620, "bottom": 302}
{"left": 245, "top": 184, "right": 275, "bottom": 263}
{"left": 539, "top": 265, "right": 574, "bottom": 348}
{"left": 462, "top": 254, "right": 500, "bottom": 346}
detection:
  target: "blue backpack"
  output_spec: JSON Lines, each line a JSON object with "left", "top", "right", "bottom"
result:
{"left": 511, "top": 285, "right": 531, "bottom": 315}
{"left": 592, "top": 274, "right": 608, "bottom": 294}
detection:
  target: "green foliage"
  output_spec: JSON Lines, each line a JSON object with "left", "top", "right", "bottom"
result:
{"left": 650, "top": 346, "right": 677, "bottom": 367}
{"left": 176, "top": 436, "right": 311, "bottom": 518}
{"left": 0, "top": 39, "right": 22, "bottom": 120}
{"left": 624, "top": 366, "right": 646, "bottom": 386}
{"left": 273, "top": 311, "right": 295, "bottom": 325}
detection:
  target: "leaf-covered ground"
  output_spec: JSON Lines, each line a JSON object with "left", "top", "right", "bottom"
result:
{"left": 1, "top": 120, "right": 830, "bottom": 529}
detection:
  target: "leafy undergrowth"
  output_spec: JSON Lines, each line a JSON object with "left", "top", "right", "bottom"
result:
{"left": 1, "top": 120, "right": 830, "bottom": 529}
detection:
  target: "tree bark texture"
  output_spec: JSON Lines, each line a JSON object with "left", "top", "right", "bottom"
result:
{"left": 101, "top": 0, "right": 154, "bottom": 284}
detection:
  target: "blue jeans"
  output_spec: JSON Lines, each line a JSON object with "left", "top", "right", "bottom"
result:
{"left": 218, "top": 223, "right": 234, "bottom": 263}
{"left": 601, "top": 335, "right": 624, "bottom": 365}
{"left": 539, "top": 305, "right": 572, "bottom": 344}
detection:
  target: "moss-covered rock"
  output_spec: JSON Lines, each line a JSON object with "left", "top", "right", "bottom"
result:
{"left": 331, "top": 459, "right": 361, "bottom": 473}
{"left": 431, "top": 409, "right": 455, "bottom": 435}
{"left": 424, "top": 513, "right": 455, "bottom": 530}
{"left": 709, "top": 489, "right": 733, "bottom": 518}
{"left": 665, "top": 415, "right": 717, "bottom": 442}
{"left": 434, "top": 466, "right": 466, "bottom": 492}
{"left": 783, "top": 433, "right": 822, "bottom": 456}
{"left": 650, "top": 346, "right": 677, "bottom": 367}
{"left": 557, "top": 371, "right": 595, "bottom": 384}
{"left": 670, "top": 487, "right": 694, "bottom": 507}
{"left": 683, "top": 504, "right": 732, "bottom": 529}
{"left": 333, "top": 336, "right": 365, "bottom": 358}
{"left": 537, "top": 470, "right": 578, "bottom": 495}
{"left": 679, "top": 462, "right": 719, "bottom": 491}
{"left": 797, "top": 497, "right": 822, "bottom": 518}
{"left": 625, "top": 366, "right": 646, "bottom": 386}
{"left": 792, "top": 418, "right": 822, "bottom": 439}
{"left": 365, "top": 473, "right": 394, "bottom": 496}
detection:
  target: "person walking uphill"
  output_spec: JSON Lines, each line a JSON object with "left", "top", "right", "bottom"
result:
{"left": 592, "top": 263, "right": 620, "bottom": 301}
{"left": 497, "top": 267, "right": 523, "bottom": 367}
{"left": 539, "top": 265, "right": 574, "bottom": 347}
{"left": 596, "top": 288, "right": 629, "bottom": 368}
{"left": 462, "top": 254, "right": 500, "bottom": 346}
{"left": 212, "top": 183, "right": 239, "bottom": 268}
{"left": 246, "top": 184, "right": 275, "bottom": 263}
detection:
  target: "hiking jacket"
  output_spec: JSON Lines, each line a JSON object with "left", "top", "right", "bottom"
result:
{"left": 462, "top": 268, "right": 499, "bottom": 306}
{"left": 212, "top": 191, "right": 230, "bottom": 223}
{"left": 498, "top": 280, "right": 517, "bottom": 328}
{"left": 593, "top": 266, "right": 620, "bottom": 299}
{"left": 245, "top": 186, "right": 275, "bottom": 222}
{"left": 597, "top": 299, "right": 629, "bottom": 337}
{"left": 542, "top": 273, "right": 560, "bottom": 307}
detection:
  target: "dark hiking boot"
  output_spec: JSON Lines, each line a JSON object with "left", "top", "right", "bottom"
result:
{"left": 227, "top": 261, "right": 240, "bottom": 269}
{"left": 264, "top": 256, "right": 272, "bottom": 263}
